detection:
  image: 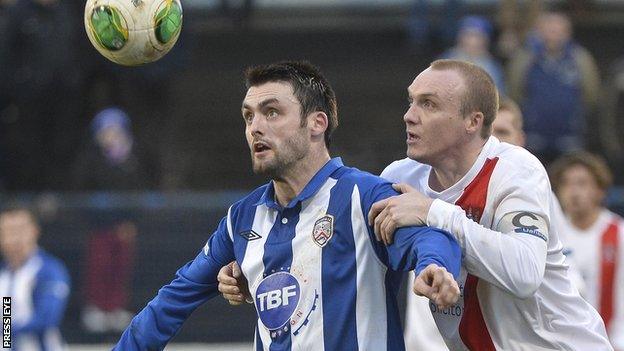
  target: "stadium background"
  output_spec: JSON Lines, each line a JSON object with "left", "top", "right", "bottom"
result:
{"left": 1, "top": 0, "right": 624, "bottom": 349}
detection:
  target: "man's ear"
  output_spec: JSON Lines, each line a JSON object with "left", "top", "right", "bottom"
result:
{"left": 309, "top": 111, "right": 328, "bottom": 139}
{"left": 466, "top": 111, "right": 484, "bottom": 136}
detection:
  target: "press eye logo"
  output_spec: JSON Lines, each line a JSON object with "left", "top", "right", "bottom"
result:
{"left": 2, "top": 297, "right": 10, "bottom": 348}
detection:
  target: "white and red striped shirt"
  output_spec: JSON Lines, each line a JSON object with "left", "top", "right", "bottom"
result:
{"left": 383, "top": 136, "right": 611, "bottom": 351}
{"left": 565, "top": 209, "right": 624, "bottom": 349}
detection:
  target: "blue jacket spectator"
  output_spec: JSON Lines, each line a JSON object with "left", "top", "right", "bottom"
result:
{"left": 0, "top": 206, "right": 70, "bottom": 351}
{"left": 508, "top": 12, "right": 600, "bottom": 164}
{"left": 441, "top": 16, "right": 506, "bottom": 93}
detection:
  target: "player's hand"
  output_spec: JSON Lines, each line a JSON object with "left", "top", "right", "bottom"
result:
{"left": 367, "top": 183, "right": 433, "bottom": 245}
{"left": 217, "top": 261, "right": 251, "bottom": 306}
{"left": 413, "top": 264, "right": 460, "bottom": 309}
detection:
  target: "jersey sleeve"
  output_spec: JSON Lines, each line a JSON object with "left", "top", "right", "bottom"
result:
{"left": 114, "top": 216, "right": 235, "bottom": 350}
{"left": 427, "top": 164, "right": 550, "bottom": 298}
{"left": 11, "top": 258, "right": 70, "bottom": 336}
{"left": 361, "top": 181, "right": 461, "bottom": 278}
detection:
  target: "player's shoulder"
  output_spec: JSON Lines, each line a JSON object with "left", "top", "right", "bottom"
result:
{"left": 380, "top": 157, "right": 430, "bottom": 184}
{"left": 336, "top": 166, "right": 405, "bottom": 206}
{"left": 336, "top": 166, "right": 390, "bottom": 191}
{"left": 228, "top": 183, "right": 271, "bottom": 215}
{"left": 607, "top": 210, "right": 624, "bottom": 231}
{"left": 491, "top": 139, "right": 547, "bottom": 177}
{"left": 36, "top": 250, "right": 70, "bottom": 281}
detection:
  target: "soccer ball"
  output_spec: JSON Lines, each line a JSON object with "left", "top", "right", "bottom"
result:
{"left": 84, "top": 0, "right": 183, "bottom": 66}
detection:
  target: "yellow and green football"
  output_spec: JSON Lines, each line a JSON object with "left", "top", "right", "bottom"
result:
{"left": 84, "top": 0, "right": 183, "bottom": 66}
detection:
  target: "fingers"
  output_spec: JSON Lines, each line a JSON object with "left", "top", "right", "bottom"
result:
{"left": 368, "top": 198, "right": 389, "bottom": 228}
{"left": 223, "top": 293, "right": 245, "bottom": 305}
{"left": 373, "top": 207, "right": 388, "bottom": 242}
{"left": 392, "top": 183, "right": 415, "bottom": 194}
{"left": 413, "top": 274, "right": 434, "bottom": 298}
{"left": 428, "top": 265, "right": 460, "bottom": 309}
{"left": 218, "top": 261, "right": 250, "bottom": 306}
{"left": 379, "top": 213, "right": 397, "bottom": 246}
{"left": 217, "top": 263, "right": 237, "bottom": 286}
{"left": 218, "top": 280, "right": 246, "bottom": 305}
{"left": 436, "top": 276, "right": 460, "bottom": 308}
{"left": 232, "top": 261, "right": 242, "bottom": 279}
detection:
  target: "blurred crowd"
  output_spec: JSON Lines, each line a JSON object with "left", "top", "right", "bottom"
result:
{"left": 0, "top": 0, "right": 621, "bottom": 191}
{"left": 1, "top": 0, "right": 624, "bottom": 349}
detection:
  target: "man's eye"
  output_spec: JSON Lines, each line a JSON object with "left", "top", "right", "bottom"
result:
{"left": 267, "top": 110, "right": 278, "bottom": 118}
{"left": 243, "top": 113, "right": 253, "bottom": 123}
{"left": 422, "top": 100, "right": 433, "bottom": 108}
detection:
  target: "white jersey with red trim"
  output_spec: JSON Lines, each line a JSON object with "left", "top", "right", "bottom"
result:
{"left": 565, "top": 209, "right": 624, "bottom": 349}
{"left": 383, "top": 137, "right": 611, "bottom": 351}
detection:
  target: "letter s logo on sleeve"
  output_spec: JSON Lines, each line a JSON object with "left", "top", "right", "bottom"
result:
{"left": 497, "top": 211, "right": 549, "bottom": 242}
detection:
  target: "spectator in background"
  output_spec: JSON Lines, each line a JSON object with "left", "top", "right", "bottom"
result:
{"left": 602, "top": 56, "right": 624, "bottom": 184}
{"left": 71, "top": 108, "right": 153, "bottom": 333}
{"left": 508, "top": 11, "right": 600, "bottom": 164}
{"left": 0, "top": 0, "right": 82, "bottom": 190}
{"left": 441, "top": 16, "right": 506, "bottom": 93}
{"left": 71, "top": 107, "right": 158, "bottom": 191}
{"left": 492, "top": 98, "right": 526, "bottom": 146}
{"left": 496, "top": 0, "right": 542, "bottom": 59}
{"left": 407, "top": 0, "right": 464, "bottom": 51}
{"left": 550, "top": 152, "right": 624, "bottom": 350}
{"left": 81, "top": 213, "right": 138, "bottom": 334}
{"left": 0, "top": 205, "right": 70, "bottom": 350}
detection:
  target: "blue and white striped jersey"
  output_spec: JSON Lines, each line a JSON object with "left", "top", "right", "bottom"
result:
{"left": 115, "top": 158, "right": 461, "bottom": 350}
{"left": 0, "top": 249, "right": 70, "bottom": 351}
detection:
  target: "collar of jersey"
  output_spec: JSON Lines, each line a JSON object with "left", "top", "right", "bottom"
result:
{"left": 254, "top": 157, "right": 344, "bottom": 210}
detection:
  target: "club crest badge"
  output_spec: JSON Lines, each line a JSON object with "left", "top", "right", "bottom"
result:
{"left": 312, "top": 214, "right": 334, "bottom": 247}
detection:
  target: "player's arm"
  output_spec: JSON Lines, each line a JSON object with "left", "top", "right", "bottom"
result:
{"left": 427, "top": 167, "right": 550, "bottom": 298}
{"left": 114, "top": 216, "right": 235, "bottom": 350}
{"left": 362, "top": 182, "right": 462, "bottom": 307}
{"left": 370, "top": 165, "right": 551, "bottom": 298}
{"left": 11, "top": 260, "right": 70, "bottom": 336}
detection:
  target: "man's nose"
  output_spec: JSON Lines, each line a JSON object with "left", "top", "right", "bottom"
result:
{"left": 403, "top": 106, "right": 418, "bottom": 124}
{"left": 249, "top": 114, "right": 266, "bottom": 135}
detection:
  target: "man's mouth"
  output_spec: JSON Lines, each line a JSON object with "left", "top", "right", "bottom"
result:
{"left": 406, "top": 131, "right": 419, "bottom": 143}
{"left": 253, "top": 141, "right": 271, "bottom": 154}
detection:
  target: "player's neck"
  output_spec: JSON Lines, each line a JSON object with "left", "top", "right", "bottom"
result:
{"left": 570, "top": 207, "right": 602, "bottom": 231}
{"left": 273, "top": 150, "right": 331, "bottom": 207}
{"left": 429, "top": 137, "right": 487, "bottom": 192}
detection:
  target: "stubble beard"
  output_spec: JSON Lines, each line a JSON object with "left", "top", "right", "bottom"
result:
{"left": 252, "top": 131, "right": 309, "bottom": 180}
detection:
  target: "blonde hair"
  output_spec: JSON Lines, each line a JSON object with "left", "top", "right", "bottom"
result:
{"left": 430, "top": 59, "right": 499, "bottom": 138}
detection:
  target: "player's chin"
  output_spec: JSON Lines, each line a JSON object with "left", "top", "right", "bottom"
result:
{"left": 252, "top": 158, "right": 275, "bottom": 175}
{"left": 406, "top": 146, "right": 425, "bottom": 162}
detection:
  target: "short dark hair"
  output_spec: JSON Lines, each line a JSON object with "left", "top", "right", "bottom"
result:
{"left": 430, "top": 59, "right": 499, "bottom": 138}
{"left": 550, "top": 152, "right": 613, "bottom": 193}
{"left": 244, "top": 61, "right": 338, "bottom": 147}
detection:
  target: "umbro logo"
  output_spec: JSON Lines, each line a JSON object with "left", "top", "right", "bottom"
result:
{"left": 239, "top": 230, "right": 262, "bottom": 241}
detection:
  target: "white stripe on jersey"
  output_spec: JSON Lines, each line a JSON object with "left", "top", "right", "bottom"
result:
{"left": 241, "top": 203, "right": 276, "bottom": 290}
{"left": 239, "top": 202, "right": 276, "bottom": 350}
{"left": 227, "top": 206, "right": 234, "bottom": 241}
{"left": 7, "top": 254, "right": 42, "bottom": 326}
{"left": 289, "top": 178, "right": 336, "bottom": 351}
{"left": 352, "top": 185, "right": 388, "bottom": 350}
{"left": 257, "top": 327, "right": 271, "bottom": 351}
